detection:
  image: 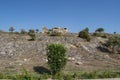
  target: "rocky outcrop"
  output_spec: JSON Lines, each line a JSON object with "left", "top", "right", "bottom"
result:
{"left": 0, "top": 33, "right": 114, "bottom": 61}
{"left": 0, "top": 33, "right": 120, "bottom": 72}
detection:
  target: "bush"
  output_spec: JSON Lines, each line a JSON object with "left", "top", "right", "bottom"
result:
{"left": 95, "top": 27, "right": 104, "bottom": 33}
{"left": 9, "top": 27, "right": 15, "bottom": 33}
{"left": 20, "top": 29, "right": 27, "bottom": 34}
{"left": 93, "top": 33, "right": 101, "bottom": 37}
{"left": 78, "top": 28, "right": 91, "bottom": 41}
{"left": 105, "top": 35, "right": 120, "bottom": 53}
{"left": 93, "top": 33, "right": 107, "bottom": 38}
{"left": 28, "top": 29, "right": 36, "bottom": 41}
{"left": 46, "top": 43, "right": 67, "bottom": 75}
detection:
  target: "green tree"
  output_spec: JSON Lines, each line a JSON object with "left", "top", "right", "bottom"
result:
{"left": 113, "top": 32, "right": 116, "bottom": 34}
{"left": 78, "top": 27, "right": 91, "bottom": 41}
{"left": 9, "top": 27, "right": 15, "bottom": 32}
{"left": 20, "top": 29, "right": 27, "bottom": 34}
{"left": 46, "top": 43, "right": 67, "bottom": 75}
{"left": 35, "top": 29, "right": 39, "bottom": 33}
{"left": 95, "top": 28, "right": 104, "bottom": 33}
{"left": 105, "top": 35, "right": 120, "bottom": 53}
{"left": 28, "top": 29, "right": 36, "bottom": 41}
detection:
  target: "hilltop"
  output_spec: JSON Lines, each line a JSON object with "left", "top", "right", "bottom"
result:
{"left": 0, "top": 31, "right": 120, "bottom": 73}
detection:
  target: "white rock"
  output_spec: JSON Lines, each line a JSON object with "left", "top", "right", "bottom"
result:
{"left": 24, "top": 59, "right": 27, "bottom": 61}
{"left": 75, "top": 62, "right": 83, "bottom": 65}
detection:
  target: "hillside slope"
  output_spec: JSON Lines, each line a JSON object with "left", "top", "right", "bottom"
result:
{"left": 0, "top": 33, "right": 120, "bottom": 73}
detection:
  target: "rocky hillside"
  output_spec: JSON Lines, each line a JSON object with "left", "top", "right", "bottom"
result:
{"left": 0, "top": 32, "right": 120, "bottom": 73}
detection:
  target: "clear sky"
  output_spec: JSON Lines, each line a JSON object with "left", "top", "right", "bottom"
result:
{"left": 0, "top": 0, "right": 120, "bottom": 33}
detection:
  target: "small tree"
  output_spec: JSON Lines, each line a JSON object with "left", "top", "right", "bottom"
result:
{"left": 78, "top": 27, "right": 91, "bottom": 41}
{"left": 35, "top": 29, "right": 39, "bottom": 33}
{"left": 46, "top": 43, "right": 67, "bottom": 75}
{"left": 105, "top": 35, "right": 120, "bottom": 53}
{"left": 28, "top": 29, "right": 36, "bottom": 41}
{"left": 95, "top": 28, "right": 104, "bottom": 33}
{"left": 9, "top": 27, "right": 15, "bottom": 33}
{"left": 20, "top": 29, "right": 27, "bottom": 34}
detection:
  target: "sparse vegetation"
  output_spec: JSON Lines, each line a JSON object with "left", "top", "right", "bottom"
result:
{"left": 105, "top": 35, "right": 120, "bottom": 53}
{"left": 0, "top": 27, "right": 120, "bottom": 79}
{"left": 9, "top": 27, "right": 15, "bottom": 33}
{"left": 93, "top": 28, "right": 108, "bottom": 38}
{"left": 95, "top": 27, "right": 104, "bottom": 33}
{"left": 20, "top": 29, "right": 27, "bottom": 34}
{"left": 28, "top": 29, "right": 36, "bottom": 41}
{"left": 35, "top": 29, "right": 39, "bottom": 33}
{"left": 46, "top": 43, "right": 67, "bottom": 75}
{"left": 78, "top": 27, "right": 91, "bottom": 41}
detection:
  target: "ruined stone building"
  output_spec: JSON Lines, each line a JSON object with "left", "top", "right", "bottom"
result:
{"left": 42, "top": 27, "right": 68, "bottom": 34}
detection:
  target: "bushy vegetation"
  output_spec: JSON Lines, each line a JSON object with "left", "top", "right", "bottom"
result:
{"left": 0, "top": 70, "right": 120, "bottom": 80}
{"left": 35, "top": 29, "right": 39, "bottom": 33}
{"left": 93, "top": 27, "right": 108, "bottom": 38}
{"left": 28, "top": 29, "right": 36, "bottom": 41}
{"left": 20, "top": 29, "right": 27, "bottom": 34}
{"left": 46, "top": 43, "right": 67, "bottom": 75}
{"left": 95, "top": 27, "right": 104, "bottom": 33}
{"left": 78, "top": 27, "right": 91, "bottom": 41}
{"left": 93, "top": 33, "right": 108, "bottom": 38}
{"left": 9, "top": 27, "right": 15, "bottom": 33}
{"left": 104, "top": 35, "right": 120, "bottom": 53}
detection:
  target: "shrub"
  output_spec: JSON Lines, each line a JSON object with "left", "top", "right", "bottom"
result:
{"left": 95, "top": 27, "right": 104, "bottom": 33}
{"left": 93, "top": 32, "right": 101, "bottom": 37}
{"left": 9, "top": 27, "right": 15, "bottom": 33}
{"left": 46, "top": 43, "right": 67, "bottom": 75}
{"left": 78, "top": 28, "right": 91, "bottom": 41}
{"left": 105, "top": 35, "right": 120, "bottom": 53}
{"left": 93, "top": 33, "right": 107, "bottom": 38}
{"left": 20, "top": 29, "right": 27, "bottom": 34}
{"left": 35, "top": 29, "right": 39, "bottom": 33}
{"left": 28, "top": 29, "right": 36, "bottom": 41}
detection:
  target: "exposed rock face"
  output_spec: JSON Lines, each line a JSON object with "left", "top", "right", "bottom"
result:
{"left": 0, "top": 33, "right": 120, "bottom": 72}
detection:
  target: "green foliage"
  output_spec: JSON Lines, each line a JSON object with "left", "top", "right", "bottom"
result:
{"left": 105, "top": 35, "right": 120, "bottom": 53}
{"left": 0, "top": 71, "right": 120, "bottom": 79}
{"left": 64, "top": 74, "right": 73, "bottom": 80}
{"left": 46, "top": 43, "right": 67, "bottom": 75}
{"left": 20, "top": 29, "right": 27, "bottom": 34}
{"left": 93, "top": 32, "right": 101, "bottom": 37}
{"left": 93, "top": 33, "right": 108, "bottom": 38}
{"left": 35, "top": 29, "right": 39, "bottom": 33}
{"left": 28, "top": 29, "right": 36, "bottom": 41}
{"left": 78, "top": 27, "right": 91, "bottom": 41}
{"left": 114, "top": 32, "right": 117, "bottom": 34}
{"left": 9, "top": 27, "right": 15, "bottom": 32}
{"left": 95, "top": 27, "right": 104, "bottom": 33}
{"left": 52, "top": 72, "right": 63, "bottom": 79}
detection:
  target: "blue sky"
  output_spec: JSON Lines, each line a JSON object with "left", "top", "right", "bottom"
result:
{"left": 0, "top": 0, "right": 120, "bottom": 33}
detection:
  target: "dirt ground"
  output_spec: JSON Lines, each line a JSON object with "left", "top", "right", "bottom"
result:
{"left": 0, "top": 51, "right": 120, "bottom": 74}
